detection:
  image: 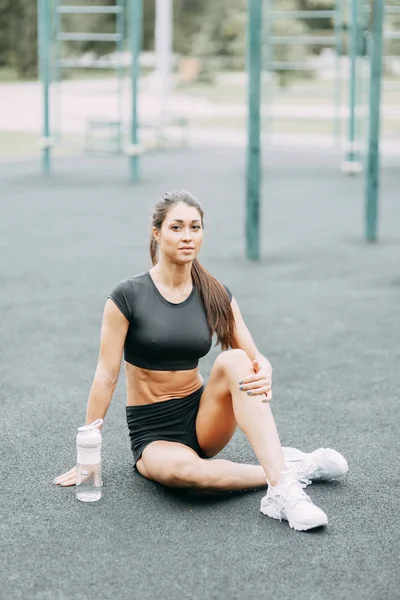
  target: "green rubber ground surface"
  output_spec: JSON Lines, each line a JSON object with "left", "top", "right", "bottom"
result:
{"left": 1, "top": 147, "right": 399, "bottom": 600}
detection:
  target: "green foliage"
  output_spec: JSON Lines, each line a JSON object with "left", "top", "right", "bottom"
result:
{"left": 384, "top": 0, "right": 400, "bottom": 62}
{"left": 173, "top": 0, "right": 207, "bottom": 55}
{"left": 2, "top": 0, "right": 38, "bottom": 77}
{"left": 3, "top": 0, "right": 396, "bottom": 84}
{"left": 190, "top": 0, "right": 247, "bottom": 71}
{"left": 0, "top": 1, "right": 12, "bottom": 67}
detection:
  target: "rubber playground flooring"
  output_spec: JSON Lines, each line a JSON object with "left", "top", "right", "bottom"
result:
{"left": 1, "top": 146, "right": 399, "bottom": 600}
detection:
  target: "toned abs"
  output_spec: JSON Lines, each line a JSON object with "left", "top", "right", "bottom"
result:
{"left": 125, "top": 362, "right": 204, "bottom": 406}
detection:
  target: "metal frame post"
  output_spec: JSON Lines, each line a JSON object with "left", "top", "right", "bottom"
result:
{"left": 246, "top": 0, "right": 262, "bottom": 261}
{"left": 365, "top": 0, "right": 384, "bottom": 242}
{"left": 116, "top": 0, "right": 125, "bottom": 152}
{"left": 37, "top": 0, "right": 52, "bottom": 175}
{"left": 334, "top": 0, "right": 344, "bottom": 145}
{"left": 128, "top": 0, "right": 143, "bottom": 182}
{"left": 155, "top": 0, "right": 173, "bottom": 123}
{"left": 342, "top": 0, "right": 363, "bottom": 173}
{"left": 262, "top": 0, "right": 273, "bottom": 139}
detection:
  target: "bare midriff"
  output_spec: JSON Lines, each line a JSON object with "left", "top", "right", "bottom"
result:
{"left": 125, "top": 362, "right": 204, "bottom": 407}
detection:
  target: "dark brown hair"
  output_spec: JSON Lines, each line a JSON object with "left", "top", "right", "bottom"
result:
{"left": 150, "top": 190, "right": 236, "bottom": 350}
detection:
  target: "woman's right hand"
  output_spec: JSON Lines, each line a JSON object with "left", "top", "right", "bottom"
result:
{"left": 53, "top": 466, "right": 77, "bottom": 487}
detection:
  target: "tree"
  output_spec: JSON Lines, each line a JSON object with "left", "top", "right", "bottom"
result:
{"left": 0, "top": 0, "right": 12, "bottom": 67}
{"left": 190, "top": 0, "right": 247, "bottom": 71}
{"left": 8, "top": 0, "right": 38, "bottom": 78}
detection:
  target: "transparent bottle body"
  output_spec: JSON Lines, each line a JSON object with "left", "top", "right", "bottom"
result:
{"left": 76, "top": 462, "right": 102, "bottom": 502}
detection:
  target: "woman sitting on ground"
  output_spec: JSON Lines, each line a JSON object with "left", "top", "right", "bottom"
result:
{"left": 54, "top": 189, "right": 348, "bottom": 532}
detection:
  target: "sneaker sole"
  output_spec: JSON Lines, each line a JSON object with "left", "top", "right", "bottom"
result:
{"left": 260, "top": 505, "right": 328, "bottom": 531}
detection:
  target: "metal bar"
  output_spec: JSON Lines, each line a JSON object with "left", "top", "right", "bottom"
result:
{"left": 56, "top": 6, "right": 123, "bottom": 14}
{"left": 365, "top": 0, "right": 384, "bottom": 242}
{"left": 57, "top": 32, "right": 122, "bottom": 42}
{"left": 116, "top": 0, "right": 124, "bottom": 153}
{"left": 263, "top": 0, "right": 273, "bottom": 138}
{"left": 53, "top": 0, "right": 62, "bottom": 141}
{"left": 261, "top": 114, "right": 342, "bottom": 121}
{"left": 246, "top": 0, "right": 262, "bottom": 261}
{"left": 270, "top": 61, "right": 322, "bottom": 70}
{"left": 269, "top": 36, "right": 336, "bottom": 44}
{"left": 129, "top": 0, "right": 143, "bottom": 182}
{"left": 385, "top": 6, "right": 400, "bottom": 13}
{"left": 272, "top": 10, "right": 335, "bottom": 18}
{"left": 344, "top": 0, "right": 362, "bottom": 171}
{"left": 384, "top": 32, "right": 400, "bottom": 40}
{"left": 155, "top": 0, "right": 173, "bottom": 121}
{"left": 334, "top": 0, "right": 343, "bottom": 144}
{"left": 37, "top": 0, "right": 51, "bottom": 175}
{"left": 56, "top": 58, "right": 120, "bottom": 68}
{"left": 268, "top": 85, "right": 337, "bottom": 93}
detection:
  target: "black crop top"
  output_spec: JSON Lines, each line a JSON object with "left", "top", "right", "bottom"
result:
{"left": 108, "top": 271, "right": 233, "bottom": 371}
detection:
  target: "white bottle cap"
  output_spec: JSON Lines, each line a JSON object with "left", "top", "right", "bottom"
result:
{"left": 76, "top": 419, "right": 103, "bottom": 465}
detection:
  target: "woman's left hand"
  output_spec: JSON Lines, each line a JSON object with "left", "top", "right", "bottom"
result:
{"left": 239, "top": 356, "right": 273, "bottom": 402}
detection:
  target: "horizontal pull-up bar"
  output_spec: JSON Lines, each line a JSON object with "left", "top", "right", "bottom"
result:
{"left": 56, "top": 58, "right": 121, "bottom": 69}
{"left": 269, "top": 36, "right": 336, "bottom": 45}
{"left": 271, "top": 10, "right": 336, "bottom": 19}
{"left": 384, "top": 32, "right": 400, "bottom": 40}
{"left": 57, "top": 32, "right": 122, "bottom": 42}
{"left": 56, "top": 6, "right": 123, "bottom": 14}
{"left": 269, "top": 61, "right": 323, "bottom": 70}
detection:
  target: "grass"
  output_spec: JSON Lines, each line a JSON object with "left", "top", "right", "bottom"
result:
{"left": 1, "top": 114, "right": 399, "bottom": 163}
{"left": 0, "top": 131, "right": 84, "bottom": 160}
{"left": 179, "top": 77, "right": 400, "bottom": 107}
{"left": 0, "top": 131, "right": 40, "bottom": 159}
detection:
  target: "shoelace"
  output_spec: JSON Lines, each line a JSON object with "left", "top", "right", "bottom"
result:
{"left": 275, "top": 479, "right": 313, "bottom": 518}
{"left": 287, "top": 459, "right": 316, "bottom": 488}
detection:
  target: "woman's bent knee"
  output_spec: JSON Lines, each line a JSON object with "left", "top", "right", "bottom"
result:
{"left": 215, "top": 348, "right": 252, "bottom": 373}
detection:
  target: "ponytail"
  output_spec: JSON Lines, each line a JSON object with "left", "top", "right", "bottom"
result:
{"left": 191, "top": 259, "right": 236, "bottom": 351}
{"left": 150, "top": 237, "right": 158, "bottom": 266}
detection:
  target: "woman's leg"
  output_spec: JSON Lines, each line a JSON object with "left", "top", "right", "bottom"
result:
{"left": 137, "top": 440, "right": 267, "bottom": 492}
{"left": 137, "top": 350, "right": 348, "bottom": 494}
{"left": 196, "top": 349, "right": 286, "bottom": 485}
{"left": 195, "top": 351, "right": 348, "bottom": 488}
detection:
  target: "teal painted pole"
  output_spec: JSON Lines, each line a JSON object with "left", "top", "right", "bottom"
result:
{"left": 129, "top": 0, "right": 143, "bottom": 182}
{"left": 342, "top": 0, "right": 362, "bottom": 174}
{"left": 334, "top": 0, "right": 343, "bottom": 145}
{"left": 263, "top": 0, "right": 273, "bottom": 139}
{"left": 365, "top": 0, "right": 384, "bottom": 242}
{"left": 37, "top": 0, "right": 51, "bottom": 175}
{"left": 349, "top": 0, "right": 358, "bottom": 157}
{"left": 346, "top": 0, "right": 359, "bottom": 168}
{"left": 246, "top": 0, "right": 262, "bottom": 261}
{"left": 116, "top": 0, "right": 124, "bottom": 153}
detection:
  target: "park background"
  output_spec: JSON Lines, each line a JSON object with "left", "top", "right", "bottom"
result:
{"left": 1, "top": 0, "right": 400, "bottom": 164}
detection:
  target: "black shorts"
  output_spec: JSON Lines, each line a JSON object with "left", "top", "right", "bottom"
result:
{"left": 125, "top": 385, "right": 208, "bottom": 470}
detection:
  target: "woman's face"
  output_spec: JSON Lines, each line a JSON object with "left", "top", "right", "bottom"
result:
{"left": 154, "top": 202, "right": 203, "bottom": 265}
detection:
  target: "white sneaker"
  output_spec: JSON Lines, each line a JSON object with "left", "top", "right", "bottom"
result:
{"left": 282, "top": 447, "right": 349, "bottom": 486}
{"left": 260, "top": 470, "right": 328, "bottom": 531}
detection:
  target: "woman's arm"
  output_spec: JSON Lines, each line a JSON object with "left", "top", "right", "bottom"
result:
{"left": 230, "top": 298, "right": 268, "bottom": 363}
{"left": 230, "top": 297, "right": 272, "bottom": 399}
{"left": 54, "top": 299, "right": 129, "bottom": 486}
{"left": 85, "top": 299, "right": 130, "bottom": 428}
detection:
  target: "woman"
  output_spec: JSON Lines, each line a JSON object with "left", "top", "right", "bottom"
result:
{"left": 54, "top": 190, "right": 348, "bottom": 532}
